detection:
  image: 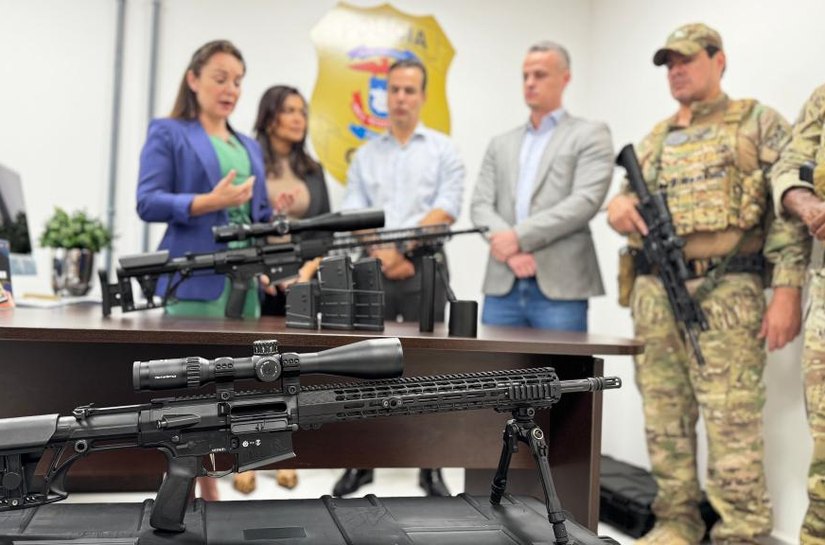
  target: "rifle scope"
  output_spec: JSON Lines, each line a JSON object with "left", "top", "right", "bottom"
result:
{"left": 212, "top": 209, "right": 386, "bottom": 243}
{"left": 132, "top": 337, "right": 403, "bottom": 392}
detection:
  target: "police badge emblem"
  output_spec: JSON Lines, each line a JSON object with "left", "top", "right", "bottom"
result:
{"left": 309, "top": 3, "right": 455, "bottom": 183}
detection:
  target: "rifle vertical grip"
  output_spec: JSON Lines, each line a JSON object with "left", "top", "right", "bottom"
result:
{"left": 225, "top": 279, "right": 248, "bottom": 319}
{"left": 150, "top": 454, "right": 199, "bottom": 532}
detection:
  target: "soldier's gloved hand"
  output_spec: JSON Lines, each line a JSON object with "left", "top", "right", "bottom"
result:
{"left": 607, "top": 194, "right": 648, "bottom": 236}
{"left": 759, "top": 286, "right": 802, "bottom": 351}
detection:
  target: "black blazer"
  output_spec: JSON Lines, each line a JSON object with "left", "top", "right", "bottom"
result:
{"left": 303, "top": 165, "right": 331, "bottom": 217}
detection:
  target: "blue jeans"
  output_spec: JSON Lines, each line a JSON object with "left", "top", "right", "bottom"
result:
{"left": 481, "top": 278, "right": 588, "bottom": 331}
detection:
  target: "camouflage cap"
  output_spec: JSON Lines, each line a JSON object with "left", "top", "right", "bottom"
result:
{"left": 653, "top": 23, "right": 723, "bottom": 66}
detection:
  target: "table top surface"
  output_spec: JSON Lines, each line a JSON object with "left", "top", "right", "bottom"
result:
{"left": 0, "top": 305, "right": 642, "bottom": 356}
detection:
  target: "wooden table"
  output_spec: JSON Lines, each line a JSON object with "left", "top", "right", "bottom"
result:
{"left": 0, "top": 305, "right": 641, "bottom": 530}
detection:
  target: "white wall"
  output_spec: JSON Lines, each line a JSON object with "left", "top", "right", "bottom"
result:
{"left": 1, "top": 0, "right": 821, "bottom": 542}
{"left": 0, "top": 0, "right": 118, "bottom": 278}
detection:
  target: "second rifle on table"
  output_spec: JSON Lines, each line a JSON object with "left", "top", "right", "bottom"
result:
{"left": 101, "top": 208, "right": 487, "bottom": 319}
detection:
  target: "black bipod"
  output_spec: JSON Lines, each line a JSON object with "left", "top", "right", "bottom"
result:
{"left": 490, "top": 407, "right": 569, "bottom": 545}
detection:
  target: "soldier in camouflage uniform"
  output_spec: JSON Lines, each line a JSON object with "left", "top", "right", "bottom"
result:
{"left": 606, "top": 23, "right": 809, "bottom": 545}
{"left": 771, "top": 84, "right": 825, "bottom": 545}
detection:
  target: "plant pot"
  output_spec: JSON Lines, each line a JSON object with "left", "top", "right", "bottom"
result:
{"left": 52, "top": 248, "right": 95, "bottom": 296}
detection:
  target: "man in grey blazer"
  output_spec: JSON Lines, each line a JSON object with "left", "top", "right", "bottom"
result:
{"left": 470, "top": 41, "right": 614, "bottom": 330}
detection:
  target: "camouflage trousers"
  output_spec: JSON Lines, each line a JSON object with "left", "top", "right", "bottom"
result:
{"left": 802, "top": 270, "right": 825, "bottom": 545}
{"left": 631, "top": 273, "right": 772, "bottom": 545}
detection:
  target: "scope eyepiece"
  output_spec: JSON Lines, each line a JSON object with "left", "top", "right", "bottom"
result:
{"left": 133, "top": 338, "right": 404, "bottom": 391}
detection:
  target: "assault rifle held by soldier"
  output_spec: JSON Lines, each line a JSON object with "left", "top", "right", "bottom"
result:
{"left": 0, "top": 338, "right": 619, "bottom": 544}
{"left": 616, "top": 144, "right": 709, "bottom": 365}
{"left": 100, "top": 209, "right": 488, "bottom": 319}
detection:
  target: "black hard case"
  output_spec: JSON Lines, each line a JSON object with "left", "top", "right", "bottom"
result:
{"left": 599, "top": 455, "right": 719, "bottom": 539}
{"left": 0, "top": 494, "right": 619, "bottom": 545}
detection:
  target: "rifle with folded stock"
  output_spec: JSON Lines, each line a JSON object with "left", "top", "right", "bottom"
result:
{"left": 100, "top": 208, "right": 487, "bottom": 319}
{"left": 616, "top": 144, "right": 709, "bottom": 365}
{"left": 0, "top": 337, "right": 619, "bottom": 544}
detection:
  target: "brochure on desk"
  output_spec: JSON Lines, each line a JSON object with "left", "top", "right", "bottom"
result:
{"left": 0, "top": 239, "right": 14, "bottom": 309}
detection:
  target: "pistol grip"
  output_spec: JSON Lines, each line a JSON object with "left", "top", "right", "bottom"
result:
{"left": 150, "top": 454, "right": 199, "bottom": 533}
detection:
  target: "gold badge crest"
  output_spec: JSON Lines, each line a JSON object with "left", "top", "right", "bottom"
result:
{"left": 309, "top": 2, "right": 455, "bottom": 183}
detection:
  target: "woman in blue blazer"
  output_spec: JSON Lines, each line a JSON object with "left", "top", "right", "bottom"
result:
{"left": 136, "top": 40, "right": 271, "bottom": 318}
{"left": 136, "top": 40, "right": 271, "bottom": 501}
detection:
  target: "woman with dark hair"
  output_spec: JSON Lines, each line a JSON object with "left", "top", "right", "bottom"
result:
{"left": 136, "top": 40, "right": 271, "bottom": 500}
{"left": 232, "top": 86, "right": 330, "bottom": 494}
{"left": 253, "top": 85, "right": 330, "bottom": 316}
{"left": 136, "top": 39, "right": 271, "bottom": 321}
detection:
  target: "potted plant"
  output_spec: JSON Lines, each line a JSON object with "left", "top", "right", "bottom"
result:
{"left": 39, "top": 207, "right": 113, "bottom": 296}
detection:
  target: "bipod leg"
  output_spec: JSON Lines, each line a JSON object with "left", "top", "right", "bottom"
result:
{"left": 489, "top": 419, "right": 519, "bottom": 505}
{"left": 524, "top": 419, "right": 568, "bottom": 545}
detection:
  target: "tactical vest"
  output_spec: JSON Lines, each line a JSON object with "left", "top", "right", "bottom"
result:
{"left": 644, "top": 99, "right": 766, "bottom": 236}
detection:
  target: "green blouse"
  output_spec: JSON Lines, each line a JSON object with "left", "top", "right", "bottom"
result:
{"left": 166, "top": 134, "right": 260, "bottom": 319}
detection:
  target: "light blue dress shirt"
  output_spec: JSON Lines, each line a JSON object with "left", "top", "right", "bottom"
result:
{"left": 515, "top": 108, "right": 566, "bottom": 224}
{"left": 341, "top": 124, "right": 465, "bottom": 229}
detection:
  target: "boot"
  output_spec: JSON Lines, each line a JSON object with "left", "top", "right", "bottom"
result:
{"left": 635, "top": 519, "right": 703, "bottom": 545}
{"left": 332, "top": 468, "right": 373, "bottom": 497}
{"left": 418, "top": 468, "right": 450, "bottom": 496}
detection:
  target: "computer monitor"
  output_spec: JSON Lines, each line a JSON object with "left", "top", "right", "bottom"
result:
{"left": 0, "top": 163, "right": 36, "bottom": 276}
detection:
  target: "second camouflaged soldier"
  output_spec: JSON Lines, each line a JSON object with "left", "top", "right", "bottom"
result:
{"left": 606, "top": 23, "right": 809, "bottom": 545}
{"left": 771, "top": 84, "right": 825, "bottom": 545}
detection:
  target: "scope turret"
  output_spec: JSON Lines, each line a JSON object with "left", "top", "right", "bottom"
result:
{"left": 132, "top": 338, "right": 403, "bottom": 391}
{"left": 212, "top": 209, "right": 386, "bottom": 243}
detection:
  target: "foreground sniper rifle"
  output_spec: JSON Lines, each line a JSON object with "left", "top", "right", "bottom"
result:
{"left": 616, "top": 144, "right": 709, "bottom": 365}
{"left": 0, "top": 338, "right": 619, "bottom": 544}
{"left": 101, "top": 209, "right": 487, "bottom": 319}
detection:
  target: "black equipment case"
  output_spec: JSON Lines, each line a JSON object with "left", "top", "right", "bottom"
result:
{"left": 599, "top": 455, "right": 719, "bottom": 539}
{"left": 0, "top": 494, "right": 619, "bottom": 545}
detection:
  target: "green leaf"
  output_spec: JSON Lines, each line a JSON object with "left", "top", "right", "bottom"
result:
{"left": 39, "top": 206, "right": 114, "bottom": 250}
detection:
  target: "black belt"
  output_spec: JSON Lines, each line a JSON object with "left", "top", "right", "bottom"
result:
{"left": 632, "top": 247, "right": 765, "bottom": 280}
